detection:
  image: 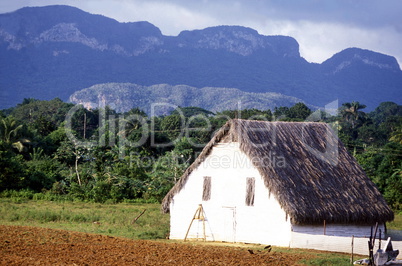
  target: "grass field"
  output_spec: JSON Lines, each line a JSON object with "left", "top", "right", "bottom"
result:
{"left": 389, "top": 211, "right": 402, "bottom": 230}
{"left": 0, "top": 198, "right": 400, "bottom": 265}
{"left": 0, "top": 198, "right": 169, "bottom": 240}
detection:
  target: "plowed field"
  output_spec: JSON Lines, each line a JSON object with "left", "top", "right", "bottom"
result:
{"left": 0, "top": 225, "right": 319, "bottom": 265}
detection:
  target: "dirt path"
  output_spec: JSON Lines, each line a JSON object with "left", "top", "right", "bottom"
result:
{"left": 0, "top": 225, "right": 317, "bottom": 265}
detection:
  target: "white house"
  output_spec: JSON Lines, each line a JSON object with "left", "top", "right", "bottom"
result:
{"left": 161, "top": 119, "right": 394, "bottom": 254}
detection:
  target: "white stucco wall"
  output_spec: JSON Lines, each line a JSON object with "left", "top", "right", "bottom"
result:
{"left": 292, "top": 223, "right": 385, "bottom": 238}
{"left": 290, "top": 223, "right": 388, "bottom": 255}
{"left": 169, "top": 142, "right": 292, "bottom": 247}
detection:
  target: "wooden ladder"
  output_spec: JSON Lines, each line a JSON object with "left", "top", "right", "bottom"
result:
{"left": 184, "top": 204, "right": 206, "bottom": 241}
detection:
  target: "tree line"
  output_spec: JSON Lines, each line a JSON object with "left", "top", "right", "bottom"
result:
{"left": 0, "top": 98, "right": 401, "bottom": 209}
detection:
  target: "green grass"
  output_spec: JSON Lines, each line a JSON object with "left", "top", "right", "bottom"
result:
{"left": 0, "top": 198, "right": 169, "bottom": 240}
{"left": 388, "top": 211, "right": 402, "bottom": 230}
{"left": 299, "top": 253, "right": 354, "bottom": 265}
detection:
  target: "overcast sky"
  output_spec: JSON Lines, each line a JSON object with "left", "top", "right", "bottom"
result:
{"left": 1, "top": 0, "right": 402, "bottom": 66}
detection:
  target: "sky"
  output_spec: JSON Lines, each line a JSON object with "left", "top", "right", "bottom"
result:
{"left": 1, "top": 0, "right": 402, "bottom": 66}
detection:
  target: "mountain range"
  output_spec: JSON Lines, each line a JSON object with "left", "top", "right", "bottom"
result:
{"left": 1, "top": 5, "right": 401, "bottom": 111}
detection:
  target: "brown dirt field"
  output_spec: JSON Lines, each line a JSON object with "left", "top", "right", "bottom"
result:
{"left": 0, "top": 225, "right": 319, "bottom": 265}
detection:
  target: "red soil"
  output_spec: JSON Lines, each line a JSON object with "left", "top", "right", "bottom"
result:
{"left": 0, "top": 225, "right": 317, "bottom": 265}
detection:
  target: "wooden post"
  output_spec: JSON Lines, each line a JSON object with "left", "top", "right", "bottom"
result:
{"left": 368, "top": 223, "right": 378, "bottom": 266}
{"left": 368, "top": 226, "right": 373, "bottom": 265}
{"left": 132, "top": 209, "right": 146, "bottom": 224}
{"left": 351, "top": 235, "right": 354, "bottom": 264}
{"left": 373, "top": 222, "right": 378, "bottom": 242}
{"left": 379, "top": 229, "right": 382, "bottom": 250}
{"left": 323, "top": 220, "right": 326, "bottom": 235}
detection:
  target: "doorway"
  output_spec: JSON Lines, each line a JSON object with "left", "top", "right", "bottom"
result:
{"left": 222, "top": 206, "right": 236, "bottom": 243}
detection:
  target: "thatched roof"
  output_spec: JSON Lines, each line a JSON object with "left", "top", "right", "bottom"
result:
{"left": 162, "top": 119, "right": 394, "bottom": 225}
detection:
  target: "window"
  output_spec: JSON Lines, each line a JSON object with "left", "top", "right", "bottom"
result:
{"left": 245, "top": 177, "right": 255, "bottom": 206}
{"left": 202, "top": 176, "right": 211, "bottom": 201}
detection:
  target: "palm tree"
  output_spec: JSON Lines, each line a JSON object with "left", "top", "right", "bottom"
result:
{"left": 0, "top": 116, "right": 30, "bottom": 152}
{"left": 340, "top": 101, "right": 367, "bottom": 128}
{"left": 117, "top": 108, "right": 148, "bottom": 148}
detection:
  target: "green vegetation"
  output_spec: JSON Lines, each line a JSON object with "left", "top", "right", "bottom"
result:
{"left": 388, "top": 211, "right": 402, "bottom": 230}
{"left": 299, "top": 254, "right": 353, "bottom": 265}
{"left": 0, "top": 99, "right": 401, "bottom": 212}
{"left": 0, "top": 198, "right": 169, "bottom": 240}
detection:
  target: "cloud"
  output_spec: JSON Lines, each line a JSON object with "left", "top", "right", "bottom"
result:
{"left": 124, "top": 1, "right": 219, "bottom": 35}
{"left": 57, "top": 0, "right": 219, "bottom": 35}
{"left": 244, "top": 0, "right": 402, "bottom": 30}
{"left": 248, "top": 19, "right": 402, "bottom": 64}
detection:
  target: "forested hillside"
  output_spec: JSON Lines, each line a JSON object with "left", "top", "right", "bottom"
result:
{"left": 1, "top": 99, "right": 401, "bottom": 210}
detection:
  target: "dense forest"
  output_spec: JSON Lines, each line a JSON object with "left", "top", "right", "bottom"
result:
{"left": 0, "top": 98, "right": 401, "bottom": 210}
